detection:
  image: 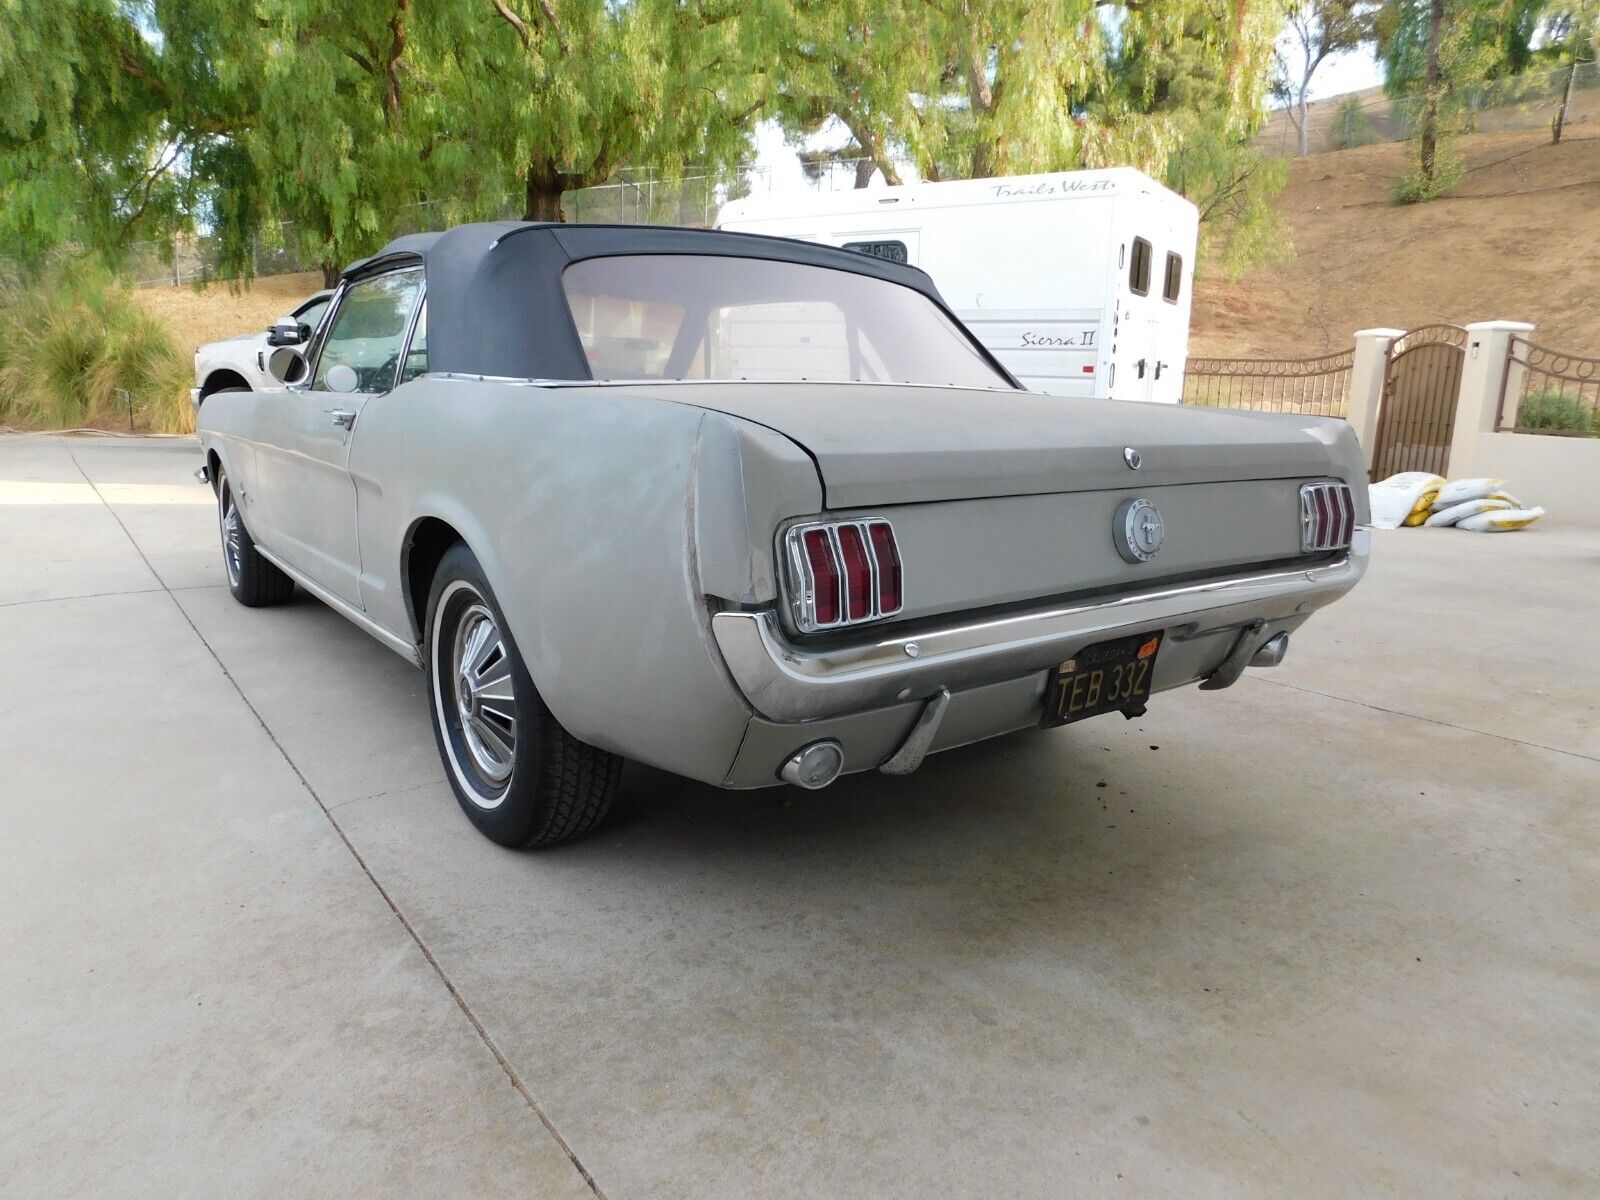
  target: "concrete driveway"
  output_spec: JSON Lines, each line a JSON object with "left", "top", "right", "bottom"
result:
{"left": 3, "top": 433, "right": 1597, "bottom": 1199}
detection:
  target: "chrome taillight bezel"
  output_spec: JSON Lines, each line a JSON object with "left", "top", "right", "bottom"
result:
{"left": 783, "top": 518, "right": 904, "bottom": 633}
{"left": 1300, "top": 481, "right": 1356, "bottom": 553}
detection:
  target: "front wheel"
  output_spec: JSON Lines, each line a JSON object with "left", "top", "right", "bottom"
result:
{"left": 424, "top": 543, "right": 621, "bottom": 848}
{"left": 216, "top": 469, "right": 295, "bottom": 607}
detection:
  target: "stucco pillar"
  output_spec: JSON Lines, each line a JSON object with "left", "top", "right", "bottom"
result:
{"left": 1348, "top": 329, "right": 1404, "bottom": 471}
{"left": 1448, "top": 320, "right": 1536, "bottom": 479}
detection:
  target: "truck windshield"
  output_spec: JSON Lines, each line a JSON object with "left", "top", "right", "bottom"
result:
{"left": 561, "top": 254, "right": 1012, "bottom": 389}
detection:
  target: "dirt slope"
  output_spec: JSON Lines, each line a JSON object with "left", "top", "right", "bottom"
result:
{"left": 137, "top": 128, "right": 1600, "bottom": 366}
{"left": 1191, "top": 129, "right": 1600, "bottom": 360}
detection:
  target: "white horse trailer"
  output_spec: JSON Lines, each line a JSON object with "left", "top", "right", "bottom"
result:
{"left": 717, "top": 167, "right": 1199, "bottom": 403}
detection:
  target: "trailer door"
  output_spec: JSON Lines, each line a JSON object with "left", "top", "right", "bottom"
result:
{"left": 1117, "top": 233, "right": 1161, "bottom": 401}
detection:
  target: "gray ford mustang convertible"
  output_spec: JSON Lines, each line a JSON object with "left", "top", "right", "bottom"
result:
{"left": 196, "top": 221, "right": 1370, "bottom": 848}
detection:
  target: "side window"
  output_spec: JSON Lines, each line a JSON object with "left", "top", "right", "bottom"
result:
{"left": 841, "top": 240, "right": 909, "bottom": 265}
{"left": 295, "top": 296, "right": 330, "bottom": 332}
{"left": 1163, "top": 252, "right": 1182, "bottom": 304}
{"left": 1129, "top": 237, "right": 1152, "bottom": 297}
{"left": 398, "top": 301, "right": 427, "bottom": 385}
{"left": 313, "top": 268, "right": 424, "bottom": 393}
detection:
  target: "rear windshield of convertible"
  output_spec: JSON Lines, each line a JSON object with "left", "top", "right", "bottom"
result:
{"left": 561, "top": 254, "right": 1011, "bottom": 388}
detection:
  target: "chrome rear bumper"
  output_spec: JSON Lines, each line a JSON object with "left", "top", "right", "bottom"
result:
{"left": 712, "top": 530, "right": 1369, "bottom": 722}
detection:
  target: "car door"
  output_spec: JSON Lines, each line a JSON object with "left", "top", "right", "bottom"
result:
{"left": 250, "top": 266, "right": 425, "bottom": 606}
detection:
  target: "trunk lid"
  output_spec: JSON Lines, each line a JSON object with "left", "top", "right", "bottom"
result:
{"left": 615, "top": 381, "right": 1354, "bottom": 507}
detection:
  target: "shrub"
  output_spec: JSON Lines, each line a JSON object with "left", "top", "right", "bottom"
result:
{"left": 1391, "top": 150, "right": 1464, "bottom": 204}
{"left": 0, "top": 268, "right": 193, "bottom": 433}
{"left": 1515, "top": 389, "right": 1597, "bottom": 435}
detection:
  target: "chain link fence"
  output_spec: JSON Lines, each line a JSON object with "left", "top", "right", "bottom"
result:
{"left": 1258, "top": 59, "right": 1599, "bottom": 156}
{"left": 127, "top": 158, "right": 876, "bottom": 288}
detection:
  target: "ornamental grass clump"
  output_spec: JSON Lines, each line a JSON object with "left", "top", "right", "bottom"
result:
{"left": 0, "top": 269, "right": 193, "bottom": 433}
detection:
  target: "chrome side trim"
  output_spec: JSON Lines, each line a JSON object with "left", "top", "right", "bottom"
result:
{"left": 425, "top": 374, "right": 1019, "bottom": 395}
{"left": 712, "top": 530, "right": 1369, "bottom": 722}
{"left": 254, "top": 544, "right": 423, "bottom": 667}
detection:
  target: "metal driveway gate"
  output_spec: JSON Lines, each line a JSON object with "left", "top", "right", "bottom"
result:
{"left": 1372, "top": 324, "right": 1466, "bottom": 479}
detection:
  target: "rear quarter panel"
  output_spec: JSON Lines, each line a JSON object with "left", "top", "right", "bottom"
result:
{"left": 345, "top": 379, "right": 822, "bottom": 784}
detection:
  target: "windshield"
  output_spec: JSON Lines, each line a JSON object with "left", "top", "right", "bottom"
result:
{"left": 561, "top": 254, "right": 1012, "bottom": 389}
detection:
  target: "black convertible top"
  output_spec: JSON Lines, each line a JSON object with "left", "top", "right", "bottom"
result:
{"left": 343, "top": 221, "right": 998, "bottom": 381}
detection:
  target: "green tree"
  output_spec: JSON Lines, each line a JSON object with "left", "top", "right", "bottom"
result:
{"left": 242, "top": 0, "right": 433, "bottom": 283}
{"left": 0, "top": 2, "right": 195, "bottom": 269}
{"left": 1377, "top": 0, "right": 1554, "bottom": 199}
{"left": 420, "top": 1, "right": 762, "bottom": 223}
{"left": 1273, "top": 1, "right": 1376, "bottom": 155}
{"left": 769, "top": 0, "right": 926, "bottom": 186}
{"left": 770, "top": 0, "right": 1290, "bottom": 270}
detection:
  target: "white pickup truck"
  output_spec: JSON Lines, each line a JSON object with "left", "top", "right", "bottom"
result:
{"left": 190, "top": 290, "right": 333, "bottom": 407}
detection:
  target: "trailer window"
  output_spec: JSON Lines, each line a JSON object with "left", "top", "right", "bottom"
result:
{"left": 1129, "top": 238, "right": 1152, "bottom": 296}
{"left": 841, "top": 240, "right": 908, "bottom": 265}
{"left": 1163, "top": 252, "right": 1182, "bottom": 303}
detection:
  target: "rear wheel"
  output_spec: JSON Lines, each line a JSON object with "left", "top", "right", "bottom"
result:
{"left": 425, "top": 543, "right": 621, "bottom": 848}
{"left": 216, "top": 470, "right": 295, "bottom": 607}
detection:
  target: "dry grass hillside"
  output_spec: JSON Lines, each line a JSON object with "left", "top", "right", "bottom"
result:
{"left": 1190, "top": 128, "right": 1600, "bottom": 360}
{"left": 137, "top": 270, "right": 326, "bottom": 360}
{"left": 136, "top": 127, "right": 1600, "bottom": 368}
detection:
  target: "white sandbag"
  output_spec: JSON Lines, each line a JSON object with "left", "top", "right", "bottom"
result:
{"left": 1456, "top": 506, "right": 1545, "bottom": 532}
{"left": 1432, "top": 477, "right": 1506, "bottom": 508}
{"left": 1369, "top": 472, "right": 1445, "bottom": 530}
{"left": 1488, "top": 490, "right": 1524, "bottom": 507}
{"left": 1424, "top": 498, "right": 1512, "bottom": 527}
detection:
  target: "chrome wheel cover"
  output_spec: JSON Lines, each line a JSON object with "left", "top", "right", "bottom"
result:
{"left": 432, "top": 580, "right": 518, "bottom": 808}
{"left": 219, "top": 482, "right": 243, "bottom": 587}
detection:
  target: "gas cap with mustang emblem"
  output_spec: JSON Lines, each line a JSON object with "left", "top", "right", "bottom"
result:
{"left": 1114, "top": 498, "right": 1165, "bottom": 563}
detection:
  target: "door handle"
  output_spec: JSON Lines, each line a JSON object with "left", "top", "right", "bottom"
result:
{"left": 1154, "top": 361, "right": 1166, "bottom": 380}
{"left": 328, "top": 409, "right": 356, "bottom": 430}
{"left": 1136, "top": 358, "right": 1147, "bottom": 379}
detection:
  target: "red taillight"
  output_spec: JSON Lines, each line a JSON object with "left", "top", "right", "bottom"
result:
{"left": 867, "top": 521, "right": 902, "bottom": 615}
{"left": 1300, "top": 481, "right": 1355, "bottom": 552}
{"left": 836, "top": 525, "right": 873, "bottom": 621}
{"left": 801, "top": 527, "right": 841, "bottom": 625}
{"left": 787, "top": 519, "right": 904, "bottom": 631}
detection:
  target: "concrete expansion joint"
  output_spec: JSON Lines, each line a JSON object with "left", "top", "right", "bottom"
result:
{"left": 60, "top": 441, "right": 611, "bottom": 1200}
{"left": 1247, "top": 675, "right": 1600, "bottom": 765}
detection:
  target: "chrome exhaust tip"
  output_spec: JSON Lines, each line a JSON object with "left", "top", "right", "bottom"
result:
{"left": 780, "top": 739, "right": 845, "bottom": 790}
{"left": 1249, "top": 632, "right": 1290, "bottom": 669}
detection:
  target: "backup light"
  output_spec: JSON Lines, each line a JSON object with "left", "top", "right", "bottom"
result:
{"left": 784, "top": 519, "right": 905, "bottom": 632}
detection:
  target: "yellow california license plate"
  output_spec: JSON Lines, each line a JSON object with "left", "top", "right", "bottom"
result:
{"left": 1041, "top": 632, "right": 1163, "bottom": 727}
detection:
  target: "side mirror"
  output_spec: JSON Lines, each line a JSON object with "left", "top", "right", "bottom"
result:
{"left": 267, "top": 346, "right": 308, "bottom": 384}
{"left": 266, "top": 317, "right": 312, "bottom": 347}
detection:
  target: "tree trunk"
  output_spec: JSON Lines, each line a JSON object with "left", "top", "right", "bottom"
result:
{"left": 321, "top": 262, "right": 341, "bottom": 288}
{"left": 1297, "top": 89, "right": 1310, "bottom": 156}
{"left": 1419, "top": 0, "right": 1444, "bottom": 185}
{"left": 1552, "top": 56, "right": 1578, "bottom": 145}
{"left": 854, "top": 157, "right": 876, "bottom": 188}
{"left": 970, "top": 141, "right": 995, "bottom": 180}
{"left": 523, "top": 166, "right": 567, "bottom": 222}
